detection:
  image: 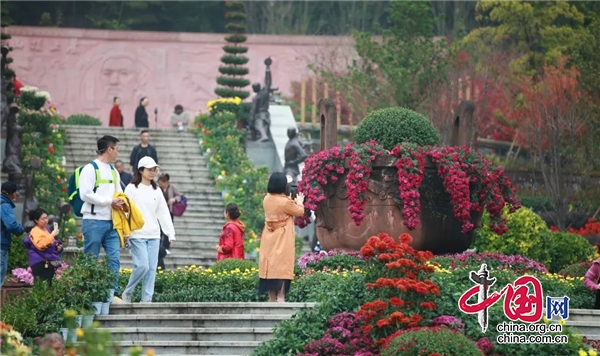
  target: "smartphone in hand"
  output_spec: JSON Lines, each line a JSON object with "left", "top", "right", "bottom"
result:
{"left": 53, "top": 222, "right": 59, "bottom": 230}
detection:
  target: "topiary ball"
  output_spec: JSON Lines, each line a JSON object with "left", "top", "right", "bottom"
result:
{"left": 354, "top": 107, "right": 440, "bottom": 150}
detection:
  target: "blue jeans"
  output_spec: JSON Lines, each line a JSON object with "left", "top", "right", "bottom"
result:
{"left": 0, "top": 249, "right": 8, "bottom": 289}
{"left": 82, "top": 219, "right": 121, "bottom": 300}
{"left": 123, "top": 238, "right": 159, "bottom": 302}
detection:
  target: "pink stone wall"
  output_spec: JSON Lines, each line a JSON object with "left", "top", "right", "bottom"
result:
{"left": 7, "top": 26, "right": 353, "bottom": 128}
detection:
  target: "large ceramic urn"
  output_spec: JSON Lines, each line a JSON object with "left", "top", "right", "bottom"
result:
{"left": 313, "top": 99, "right": 482, "bottom": 255}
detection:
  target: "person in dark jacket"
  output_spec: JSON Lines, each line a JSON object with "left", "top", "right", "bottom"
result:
{"left": 216, "top": 203, "right": 246, "bottom": 261}
{"left": 134, "top": 97, "right": 149, "bottom": 128}
{"left": 1, "top": 181, "right": 25, "bottom": 289}
{"left": 23, "top": 208, "right": 63, "bottom": 286}
{"left": 129, "top": 130, "right": 159, "bottom": 174}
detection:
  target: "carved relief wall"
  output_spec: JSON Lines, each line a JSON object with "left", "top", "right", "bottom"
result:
{"left": 9, "top": 26, "right": 353, "bottom": 128}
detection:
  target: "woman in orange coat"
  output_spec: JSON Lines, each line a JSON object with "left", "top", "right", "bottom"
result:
{"left": 258, "top": 172, "right": 305, "bottom": 302}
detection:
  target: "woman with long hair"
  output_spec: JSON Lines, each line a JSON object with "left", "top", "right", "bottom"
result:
{"left": 258, "top": 172, "right": 305, "bottom": 302}
{"left": 23, "top": 208, "right": 63, "bottom": 286}
{"left": 122, "top": 156, "right": 175, "bottom": 302}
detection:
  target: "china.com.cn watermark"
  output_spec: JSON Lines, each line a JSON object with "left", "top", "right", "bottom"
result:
{"left": 457, "top": 263, "right": 572, "bottom": 345}
{"left": 496, "top": 321, "right": 568, "bottom": 344}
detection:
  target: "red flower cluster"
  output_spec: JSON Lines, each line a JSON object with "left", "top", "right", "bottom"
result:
{"left": 425, "top": 146, "right": 520, "bottom": 234}
{"left": 346, "top": 141, "right": 383, "bottom": 225}
{"left": 297, "top": 142, "right": 521, "bottom": 235}
{"left": 566, "top": 218, "right": 600, "bottom": 236}
{"left": 295, "top": 142, "right": 382, "bottom": 227}
{"left": 357, "top": 233, "right": 439, "bottom": 346}
{"left": 391, "top": 143, "right": 425, "bottom": 230}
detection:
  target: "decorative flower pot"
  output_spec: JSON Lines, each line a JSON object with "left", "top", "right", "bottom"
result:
{"left": 67, "top": 329, "right": 78, "bottom": 343}
{"left": 0, "top": 282, "right": 32, "bottom": 306}
{"left": 59, "top": 328, "right": 69, "bottom": 341}
{"left": 101, "top": 302, "right": 110, "bottom": 315}
{"left": 75, "top": 315, "right": 83, "bottom": 328}
{"left": 313, "top": 99, "right": 485, "bottom": 254}
{"left": 81, "top": 314, "right": 94, "bottom": 327}
{"left": 91, "top": 302, "right": 103, "bottom": 315}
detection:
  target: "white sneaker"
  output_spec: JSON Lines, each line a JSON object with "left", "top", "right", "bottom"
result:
{"left": 165, "top": 249, "right": 171, "bottom": 255}
{"left": 120, "top": 293, "right": 132, "bottom": 303}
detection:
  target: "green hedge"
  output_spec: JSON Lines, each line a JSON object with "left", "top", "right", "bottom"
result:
{"left": 473, "top": 207, "right": 594, "bottom": 272}
{"left": 66, "top": 114, "right": 102, "bottom": 126}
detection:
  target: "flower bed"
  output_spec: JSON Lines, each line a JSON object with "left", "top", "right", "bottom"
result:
{"left": 253, "top": 233, "right": 598, "bottom": 356}
{"left": 297, "top": 141, "right": 521, "bottom": 236}
{"left": 194, "top": 98, "right": 270, "bottom": 253}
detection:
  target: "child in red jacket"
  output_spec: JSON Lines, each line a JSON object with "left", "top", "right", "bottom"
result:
{"left": 216, "top": 203, "right": 246, "bottom": 261}
{"left": 584, "top": 257, "right": 600, "bottom": 309}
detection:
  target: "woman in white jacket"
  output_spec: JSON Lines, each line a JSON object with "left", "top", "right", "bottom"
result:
{"left": 122, "top": 156, "right": 175, "bottom": 302}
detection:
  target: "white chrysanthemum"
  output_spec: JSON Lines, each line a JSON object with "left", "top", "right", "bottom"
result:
{"left": 36, "top": 91, "right": 51, "bottom": 100}
{"left": 20, "top": 86, "right": 38, "bottom": 93}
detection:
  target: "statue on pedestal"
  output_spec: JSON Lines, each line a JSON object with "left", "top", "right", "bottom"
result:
{"left": 1, "top": 45, "right": 23, "bottom": 184}
{"left": 250, "top": 57, "right": 273, "bottom": 142}
{"left": 284, "top": 126, "right": 308, "bottom": 185}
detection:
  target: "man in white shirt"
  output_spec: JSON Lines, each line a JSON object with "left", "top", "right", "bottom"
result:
{"left": 79, "top": 135, "right": 124, "bottom": 302}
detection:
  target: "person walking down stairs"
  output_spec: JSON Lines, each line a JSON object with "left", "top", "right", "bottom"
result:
{"left": 129, "top": 130, "right": 158, "bottom": 175}
{"left": 122, "top": 157, "right": 175, "bottom": 303}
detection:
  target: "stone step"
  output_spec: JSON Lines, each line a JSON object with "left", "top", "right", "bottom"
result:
{"left": 97, "top": 327, "right": 273, "bottom": 342}
{"left": 96, "top": 314, "right": 291, "bottom": 328}
{"left": 566, "top": 321, "right": 600, "bottom": 338}
{"left": 112, "top": 340, "right": 260, "bottom": 355}
{"left": 67, "top": 139, "right": 201, "bottom": 147}
{"left": 108, "top": 302, "right": 313, "bottom": 315}
{"left": 64, "top": 126, "right": 197, "bottom": 136}
{"left": 567, "top": 309, "right": 600, "bottom": 323}
{"left": 63, "top": 158, "right": 209, "bottom": 171}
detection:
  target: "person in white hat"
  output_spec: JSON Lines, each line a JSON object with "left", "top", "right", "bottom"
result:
{"left": 122, "top": 156, "right": 175, "bottom": 303}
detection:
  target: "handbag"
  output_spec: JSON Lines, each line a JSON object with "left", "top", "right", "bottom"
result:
{"left": 172, "top": 195, "right": 188, "bottom": 217}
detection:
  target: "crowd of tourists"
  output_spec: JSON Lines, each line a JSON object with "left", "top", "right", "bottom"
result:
{"left": 1, "top": 129, "right": 310, "bottom": 304}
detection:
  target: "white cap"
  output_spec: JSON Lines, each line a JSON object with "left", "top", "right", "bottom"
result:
{"left": 138, "top": 156, "right": 160, "bottom": 169}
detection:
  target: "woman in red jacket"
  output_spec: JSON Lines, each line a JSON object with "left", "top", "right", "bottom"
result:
{"left": 109, "top": 97, "right": 124, "bottom": 127}
{"left": 216, "top": 203, "right": 246, "bottom": 261}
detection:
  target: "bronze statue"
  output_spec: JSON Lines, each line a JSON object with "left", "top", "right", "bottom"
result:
{"left": 284, "top": 126, "right": 308, "bottom": 185}
{"left": 250, "top": 57, "right": 273, "bottom": 142}
{"left": 1, "top": 43, "right": 23, "bottom": 183}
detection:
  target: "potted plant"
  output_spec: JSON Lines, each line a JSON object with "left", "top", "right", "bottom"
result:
{"left": 297, "top": 101, "right": 521, "bottom": 254}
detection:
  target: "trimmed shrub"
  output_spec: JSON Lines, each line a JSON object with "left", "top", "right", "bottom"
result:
{"left": 354, "top": 107, "right": 440, "bottom": 149}
{"left": 545, "top": 232, "right": 595, "bottom": 273}
{"left": 473, "top": 207, "right": 553, "bottom": 268}
{"left": 474, "top": 207, "right": 594, "bottom": 272}
{"left": 380, "top": 326, "right": 483, "bottom": 356}
{"left": 66, "top": 114, "right": 102, "bottom": 126}
{"left": 558, "top": 260, "right": 595, "bottom": 278}
{"left": 210, "top": 258, "right": 258, "bottom": 273}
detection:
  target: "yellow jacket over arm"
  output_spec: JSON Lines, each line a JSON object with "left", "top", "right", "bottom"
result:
{"left": 112, "top": 192, "right": 145, "bottom": 248}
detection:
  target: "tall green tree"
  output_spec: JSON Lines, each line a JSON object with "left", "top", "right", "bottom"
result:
{"left": 315, "top": 1, "right": 448, "bottom": 122}
{"left": 214, "top": 1, "right": 250, "bottom": 100}
{"left": 458, "top": 0, "right": 586, "bottom": 77}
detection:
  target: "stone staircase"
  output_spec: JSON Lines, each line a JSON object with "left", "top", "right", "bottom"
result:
{"left": 96, "top": 302, "right": 315, "bottom": 355}
{"left": 567, "top": 309, "right": 600, "bottom": 341}
{"left": 63, "top": 125, "right": 224, "bottom": 269}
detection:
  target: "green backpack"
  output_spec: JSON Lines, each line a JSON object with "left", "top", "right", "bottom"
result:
{"left": 67, "top": 161, "right": 118, "bottom": 217}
